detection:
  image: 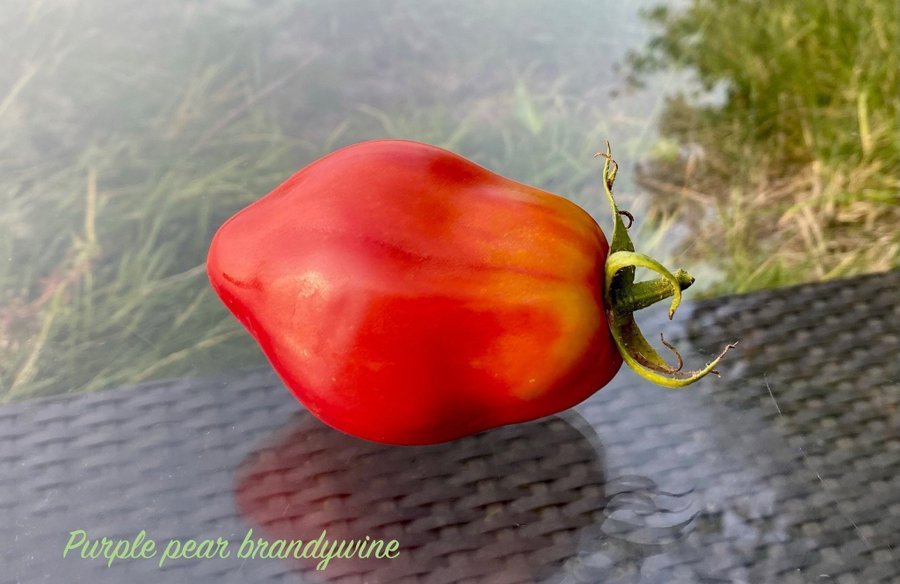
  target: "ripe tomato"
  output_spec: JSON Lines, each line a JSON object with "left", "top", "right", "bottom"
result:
{"left": 207, "top": 140, "right": 732, "bottom": 444}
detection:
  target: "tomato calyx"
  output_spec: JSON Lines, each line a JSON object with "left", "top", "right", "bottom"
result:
{"left": 597, "top": 142, "right": 737, "bottom": 387}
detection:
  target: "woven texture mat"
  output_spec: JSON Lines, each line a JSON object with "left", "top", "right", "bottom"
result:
{"left": 3, "top": 270, "right": 899, "bottom": 583}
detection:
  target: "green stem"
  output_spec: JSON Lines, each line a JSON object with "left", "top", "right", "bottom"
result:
{"left": 597, "top": 141, "right": 737, "bottom": 388}
{"left": 612, "top": 269, "right": 695, "bottom": 314}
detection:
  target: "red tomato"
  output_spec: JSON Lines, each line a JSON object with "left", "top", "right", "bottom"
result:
{"left": 207, "top": 140, "right": 732, "bottom": 444}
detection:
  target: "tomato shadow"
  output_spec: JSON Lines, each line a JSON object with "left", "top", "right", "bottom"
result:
{"left": 233, "top": 410, "right": 697, "bottom": 583}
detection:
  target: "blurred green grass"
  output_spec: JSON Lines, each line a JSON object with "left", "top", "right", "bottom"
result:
{"left": 628, "top": 0, "right": 899, "bottom": 294}
{"left": 1, "top": 0, "right": 895, "bottom": 399}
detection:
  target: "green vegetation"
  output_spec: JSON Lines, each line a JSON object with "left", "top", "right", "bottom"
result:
{"left": 629, "top": 0, "right": 899, "bottom": 294}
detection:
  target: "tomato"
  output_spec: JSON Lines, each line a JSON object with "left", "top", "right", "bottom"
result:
{"left": 207, "top": 140, "right": 733, "bottom": 444}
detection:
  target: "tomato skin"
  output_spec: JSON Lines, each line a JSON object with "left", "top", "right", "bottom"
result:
{"left": 207, "top": 140, "right": 622, "bottom": 444}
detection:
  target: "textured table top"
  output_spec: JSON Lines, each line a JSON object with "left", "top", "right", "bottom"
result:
{"left": 3, "top": 270, "right": 899, "bottom": 583}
